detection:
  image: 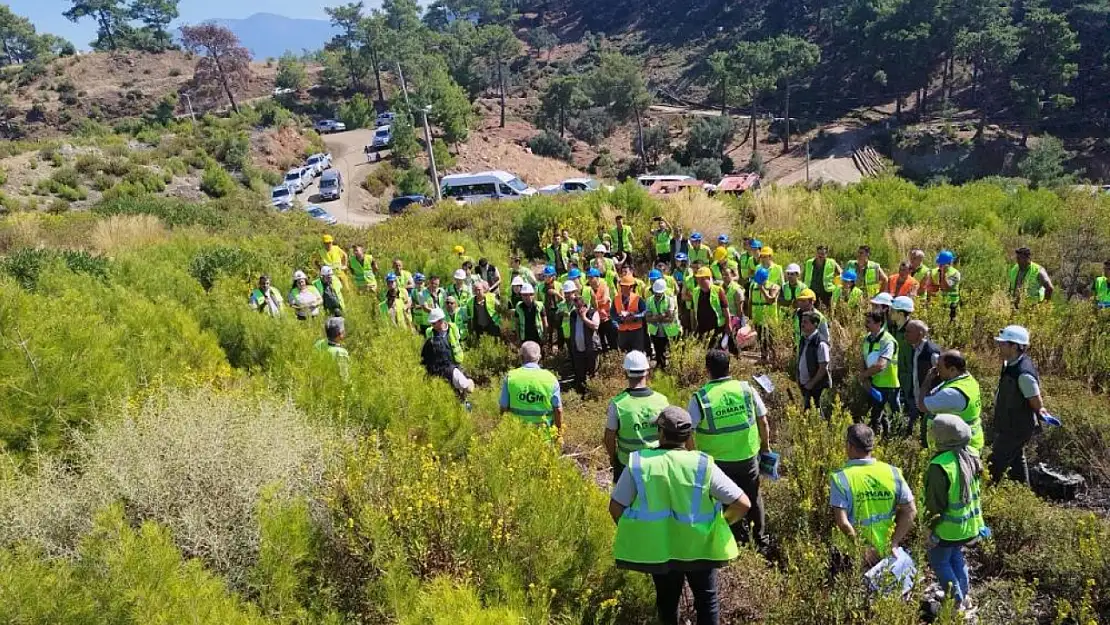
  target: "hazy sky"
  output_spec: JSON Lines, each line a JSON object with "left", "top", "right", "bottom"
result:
{"left": 10, "top": 1, "right": 383, "bottom": 48}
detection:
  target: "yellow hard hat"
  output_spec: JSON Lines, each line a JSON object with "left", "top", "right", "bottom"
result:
{"left": 453, "top": 245, "right": 465, "bottom": 254}
{"left": 759, "top": 246, "right": 774, "bottom": 257}
{"left": 619, "top": 275, "right": 637, "bottom": 286}
{"left": 798, "top": 288, "right": 817, "bottom": 301}
{"left": 714, "top": 246, "right": 728, "bottom": 262}
{"left": 322, "top": 234, "right": 334, "bottom": 243}
{"left": 695, "top": 267, "right": 713, "bottom": 279}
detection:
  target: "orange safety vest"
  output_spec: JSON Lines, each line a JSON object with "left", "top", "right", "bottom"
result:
{"left": 615, "top": 292, "right": 643, "bottom": 332}
{"left": 886, "top": 275, "right": 919, "bottom": 297}
{"left": 594, "top": 281, "right": 613, "bottom": 322}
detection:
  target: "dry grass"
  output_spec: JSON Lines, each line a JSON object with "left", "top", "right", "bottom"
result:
{"left": 90, "top": 214, "right": 168, "bottom": 253}
{"left": 746, "top": 186, "right": 833, "bottom": 233}
{"left": 0, "top": 213, "right": 43, "bottom": 254}
{"left": 885, "top": 225, "right": 945, "bottom": 260}
{"left": 663, "top": 190, "right": 736, "bottom": 238}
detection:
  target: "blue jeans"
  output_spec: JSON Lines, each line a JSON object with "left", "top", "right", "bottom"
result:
{"left": 928, "top": 543, "right": 969, "bottom": 605}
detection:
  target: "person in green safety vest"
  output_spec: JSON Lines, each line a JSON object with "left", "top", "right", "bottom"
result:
{"left": 426, "top": 275, "right": 446, "bottom": 311}
{"left": 792, "top": 288, "right": 828, "bottom": 346}
{"left": 757, "top": 246, "right": 784, "bottom": 287}
{"left": 314, "top": 316, "right": 351, "bottom": 380}
{"left": 561, "top": 228, "right": 580, "bottom": 265}
{"left": 645, "top": 278, "right": 680, "bottom": 370}
{"left": 780, "top": 263, "right": 807, "bottom": 309}
{"left": 514, "top": 283, "right": 546, "bottom": 344}
{"left": 609, "top": 405, "right": 750, "bottom": 625}
{"left": 391, "top": 257, "right": 415, "bottom": 293}
{"left": 651, "top": 216, "right": 673, "bottom": 263}
{"left": 832, "top": 269, "right": 864, "bottom": 316}
{"left": 447, "top": 268, "right": 473, "bottom": 308}
{"left": 717, "top": 233, "right": 742, "bottom": 267}
{"left": 709, "top": 246, "right": 738, "bottom": 285}
{"left": 689, "top": 348, "right": 773, "bottom": 550}
{"left": 421, "top": 308, "right": 474, "bottom": 397}
{"left": 592, "top": 225, "right": 613, "bottom": 255}
{"left": 603, "top": 350, "right": 672, "bottom": 484}
{"left": 1095, "top": 260, "right": 1110, "bottom": 309}
{"left": 466, "top": 281, "right": 502, "bottom": 339}
{"left": 927, "top": 250, "right": 961, "bottom": 321}
{"left": 860, "top": 311, "right": 901, "bottom": 437}
{"left": 830, "top": 424, "right": 916, "bottom": 566}
{"left": 508, "top": 255, "right": 537, "bottom": 288}
{"left": 687, "top": 232, "right": 712, "bottom": 265}
{"left": 411, "top": 273, "right": 435, "bottom": 335}
{"left": 917, "top": 351, "right": 984, "bottom": 453}
{"left": 313, "top": 265, "right": 345, "bottom": 317}
{"left": 804, "top": 245, "right": 841, "bottom": 309}
{"left": 610, "top": 214, "right": 634, "bottom": 265}
{"left": 924, "top": 414, "right": 986, "bottom": 611}
{"left": 749, "top": 265, "right": 781, "bottom": 364}
{"left": 380, "top": 273, "right": 412, "bottom": 329}
{"left": 545, "top": 232, "right": 571, "bottom": 276}
{"left": 908, "top": 248, "right": 930, "bottom": 286}
{"left": 739, "top": 237, "right": 761, "bottom": 283}
{"left": 443, "top": 296, "right": 468, "bottom": 340}
{"left": 1008, "top": 246, "right": 1054, "bottom": 307}
{"left": 845, "top": 245, "right": 888, "bottom": 299}
{"left": 249, "top": 274, "right": 284, "bottom": 316}
{"left": 500, "top": 341, "right": 563, "bottom": 440}
{"left": 349, "top": 246, "right": 379, "bottom": 295}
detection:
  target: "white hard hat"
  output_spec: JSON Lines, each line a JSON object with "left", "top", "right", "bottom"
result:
{"left": 995, "top": 325, "right": 1030, "bottom": 346}
{"left": 562, "top": 280, "right": 578, "bottom": 294}
{"left": 786, "top": 263, "right": 801, "bottom": 275}
{"left": 870, "top": 292, "right": 893, "bottom": 307}
{"left": 891, "top": 296, "right": 915, "bottom": 312}
{"left": 511, "top": 276, "right": 525, "bottom": 287}
{"left": 594, "top": 244, "right": 608, "bottom": 253}
{"left": 623, "top": 350, "right": 650, "bottom": 373}
{"left": 453, "top": 269, "right": 467, "bottom": 280}
{"left": 428, "top": 308, "right": 446, "bottom": 324}
{"left": 293, "top": 270, "right": 307, "bottom": 281}
{"left": 320, "top": 265, "right": 334, "bottom": 277}
{"left": 520, "top": 283, "right": 535, "bottom": 295}
{"left": 652, "top": 278, "right": 667, "bottom": 294}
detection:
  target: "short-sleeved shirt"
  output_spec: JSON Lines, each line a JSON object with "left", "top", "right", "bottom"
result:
{"left": 798, "top": 331, "right": 831, "bottom": 387}
{"left": 686, "top": 378, "right": 768, "bottom": 428}
{"left": 611, "top": 452, "right": 744, "bottom": 507}
{"left": 864, "top": 331, "right": 895, "bottom": 363}
{"left": 499, "top": 362, "right": 562, "bottom": 410}
{"left": 922, "top": 374, "right": 972, "bottom": 413}
{"left": 829, "top": 458, "right": 915, "bottom": 510}
{"left": 605, "top": 387, "right": 660, "bottom": 430}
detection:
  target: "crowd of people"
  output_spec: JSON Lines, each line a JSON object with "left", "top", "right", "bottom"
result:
{"left": 248, "top": 218, "right": 1110, "bottom": 625}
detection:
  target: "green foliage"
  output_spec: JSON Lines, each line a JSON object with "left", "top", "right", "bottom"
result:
{"left": 527, "top": 131, "right": 572, "bottom": 162}
{"left": 201, "top": 161, "right": 236, "bottom": 198}
{"left": 1017, "top": 136, "right": 1073, "bottom": 189}
{"left": 539, "top": 75, "right": 590, "bottom": 138}
{"left": 396, "top": 165, "right": 432, "bottom": 197}
{"left": 275, "top": 52, "right": 308, "bottom": 91}
{"left": 635, "top": 124, "right": 670, "bottom": 168}
{"left": 338, "top": 93, "right": 375, "bottom": 129}
{"left": 363, "top": 163, "right": 396, "bottom": 196}
{"left": 389, "top": 111, "right": 421, "bottom": 167}
{"left": 189, "top": 246, "right": 261, "bottom": 291}
{"left": 679, "top": 116, "right": 734, "bottom": 164}
{"left": 432, "top": 138, "right": 456, "bottom": 170}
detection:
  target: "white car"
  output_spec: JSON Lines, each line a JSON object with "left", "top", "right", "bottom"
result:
{"left": 271, "top": 184, "right": 294, "bottom": 209}
{"left": 538, "top": 177, "right": 609, "bottom": 195}
{"left": 375, "top": 112, "right": 396, "bottom": 127}
{"left": 313, "top": 119, "right": 346, "bottom": 134}
{"left": 283, "top": 167, "right": 312, "bottom": 193}
{"left": 372, "top": 125, "right": 392, "bottom": 149}
{"left": 305, "top": 205, "right": 338, "bottom": 225}
{"left": 304, "top": 153, "right": 331, "bottom": 176}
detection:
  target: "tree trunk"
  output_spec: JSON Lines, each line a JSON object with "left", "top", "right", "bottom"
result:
{"left": 371, "top": 50, "right": 385, "bottom": 103}
{"left": 559, "top": 106, "right": 565, "bottom": 138}
{"left": 750, "top": 93, "right": 758, "bottom": 159}
{"left": 721, "top": 78, "right": 727, "bottom": 115}
{"left": 97, "top": 11, "right": 117, "bottom": 50}
{"left": 970, "top": 64, "right": 979, "bottom": 101}
{"left": 212, "top": 55, "right": 239, "bottom": 114}
{"left": 896, "top": 97, "right": 903, "bottom": 115}
{"left": 635, "top": 108, "right": 646, "bottom": 163}
{"left": 783, "top": 83, "right": 791, "bottom": 153}
{"left": 497, "top": 58, "right": 506, "bottom": 129}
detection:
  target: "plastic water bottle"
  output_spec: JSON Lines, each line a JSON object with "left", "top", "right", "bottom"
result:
{"left": 869, "top": 387, "right": 884, "bottom": 403}
{"left": 1040, "top": 412, "right": 1062, "bottom": 427}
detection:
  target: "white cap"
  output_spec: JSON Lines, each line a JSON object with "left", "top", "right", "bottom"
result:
{"left": 594, "top": 244, "right": 608, "bottom": 253}
{"left": 320, "top": 265, "right": 334, "bottom": 277}
{"left": 623, "top": 350, "right": 650, "bottom": 373}
{"left": 453, "top": 269, "right": 467, "bottom": 280}
{"left": 891, "top": 295, "right": 915, "bottom": 312}
{"left": 995, "top": 325, "right": 1030, "bottom": 346}
{"left": 562, "top": 280, "right": 578, "bottom": 294}
{"left": 293, "top": 270, "right": 307, "bottom": 281}
{"left": 652, "top": 279, "right": 667, "bottom": 294}
{"left": 520, "top": 283, "right": 535, "bottom": 295}
{"left": 870, "top": 292, "right": 893, "bottom": 307}
{"left": 428, "top": 308, "right": 446, "bottom": 324}
{"left": 511, "top": 276, "right": 525, "bottom": 287}
{"left": 786, "top": 263, "right": 801, "bottom": 274}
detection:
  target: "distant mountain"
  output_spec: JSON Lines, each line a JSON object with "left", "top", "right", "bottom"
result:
{"left": 210, "top": 13, "right": 336, "bottom": 59}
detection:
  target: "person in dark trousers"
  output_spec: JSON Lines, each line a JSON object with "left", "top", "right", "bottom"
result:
{"left": 991, "top": 325, "right": 1048, "bottom": 485}
{"left": 645, "top": 278, "right": 680, "bottom": 371}
{"left": 567, "top": 287, "right": 601, "bottom": 395}
{"left": 797, "top": 311, "right": 831, "bottom": 418}
{"left": 859, "top": 311, "right": 901, "bottom": 437}
{"left": 904, "top": 319, "right": 941, "bottom": 445}
{"left": 610, "top": 406, "right": 751, "bottom": 625}
{"left": 613, "top": 275, "right": 647, "bottom": 352}
{"left": 689, "top": 350, "right": 773, "bottom": 552}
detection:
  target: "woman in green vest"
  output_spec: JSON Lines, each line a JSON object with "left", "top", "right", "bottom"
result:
{"left": 925, "top": 414, "right": 985, "bottom": 611}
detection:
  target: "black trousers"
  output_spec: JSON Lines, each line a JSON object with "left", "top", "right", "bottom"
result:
{"left": 651, "top": 335, "right": 671, "bottom": 370}
{"left": 989, "top": 434, "right": 1031, "bottom": 485}
{"left": 801, "top": 384, "right": 827, "bottom": 418}
{"left": 617, "top": 330, "right": 645, "bottom": 353}
{"left": 570, "top": 349, "right": 597, "bottom": 395}
{"left": 599, "top": 320, "right": 617, "bottom": 351}
{"left": 651, "top": 569, "right": 720, "bottom": 625}
{"left": 655, "top": 251, "right": 672, "bottom": 264}
{"left": 815, "top": 291, "right": 833, "bottom": 310}
{"left": 717, "top": 456, "right": 767, "bottom": 549}
{"left": 611, "top": 458, "right": 625, "bottom": 485}
{"left": 474, "top": 324, "right": 501, "bottom": 340}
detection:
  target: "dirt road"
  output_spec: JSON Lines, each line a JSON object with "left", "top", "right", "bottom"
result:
{"left": 771, "top": 125, "right": 869, "bottom": 187}
{"left": 299, "top": 128, "right": 390, "bottom": 228}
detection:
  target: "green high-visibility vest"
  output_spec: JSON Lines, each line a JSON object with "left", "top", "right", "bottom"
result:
{"left": 738, "top": 252, "right": 757, "bottom": 280}
{"left": 654, "top": 229, "right": 672, "bottom": 254}
{"left": 930, "top": 451, "right": 984, "bottom": 542}
{"left": 314, "top": 339, "right": 350, "bottom": 378}
{"left": 804, "top": 257, "right": 838, "bottom": 292}
{"left": 930, "top": 267, "right": 961, "bottom": 304}
{"left": 466, "top": 293, "right": 501, "bottom": 328}
{"left": 692, "top": 284, "right": 727, "bottom": 328}
{"left": 514, "top": 301, "right": 544, "bottom": 339}
{"left": 425, "top": 323, "right": 464, "bottom": 364}
{"left": 830, "top": 461, "right": 903, "bottom": 556}
{"left": 612, "top": 389, "right": 671, "bottom": 466}
{"left": 411, "top": 288, "right": 434, "bottom": 327}
{"left": 646, "top": 294, "right": 680, "bottom": 338}
{"left": 1009, "top": 262, "right": 1045, "bottom": 302}
{"left": 380, "top": 298, "right": 411, "bottom": 328}
{"left": 611, "top": 225, "right": 634, "bottom": 253}
{"left": 1096, "top": 276, "right": 1110, "bottom": 307}
{"left": 862, "top": 331, "right": 900, "bottom": 389}
{"left": 688, "top": 245, "right": 712, "bottom": 265}
{"left": 350, "top": 254, "right": 375, "bottom": 289}
{"left": 911, "top": 263, "right": 930, "bottom": 284}
{"left": 313, "top": 277, "right": 345, "bottom": 313}
{"left": 781, "top": 280, "right": 808, "bottom": 305}
{"left": 613, "top": 449, "right": 739, "bottom": 566}
{"left": 546, "top": 243, "right": 571, "bottom": 271}
{"left": 505, "top": 366, "right": 558, "bottom": 427}
{"left": 847, "top": 260, "right": 882, "bottom": 297}
{"left": 709, "top": 260, "right": 738, "bottom": 283}
{"left": 693, "top": 378, "right": 760, "bottom": 462}
{"left": 832, "top": 285, "right": 863, "bottom": 308}
{"left": 749, "top": 281, "right": 779, "bottom": 325}
{"left": 725, "top": 282, "right": 744, "bottom": 316}
{"left": 926, "top": 374, "right": 984, "bottom": 453}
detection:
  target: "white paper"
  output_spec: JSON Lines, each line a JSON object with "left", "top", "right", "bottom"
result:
{"left": 753, "top": 374, "right": 774, "bottom": 394}
{"left": 865, "top": 547, "right": 916, "bottom": 596}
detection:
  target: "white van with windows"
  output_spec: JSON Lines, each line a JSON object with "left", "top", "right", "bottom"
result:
{"left": 636, "top": 174, "right": 694, "bottom": 188}
{"left": 440, "top": 170, "right": 537, "bottom": 205}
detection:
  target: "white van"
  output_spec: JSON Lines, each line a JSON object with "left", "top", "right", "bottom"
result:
{"left": 637, "top": 174, "right": 693, "bottom": 188}
{"left": 441, "top": 171, "right": 537, "bottom": 205}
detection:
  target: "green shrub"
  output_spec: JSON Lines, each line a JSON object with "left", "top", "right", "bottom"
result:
{"left": 201, "top": 163, "right": 236, "bottom": 198}
{"left": 338, "top": 93, "right": 374, "bottom": 129}
{"left": 432, "top": 138, "right": 457, "bottom": 170}
{"left": 528, "top": 131, "right": 572, "bottom": 162}
{"left": 46, "top": 198, "right": 70, "bottom": 214}
{"left": 0, "top": 167, "right": 7, "bottom": 186}
{"left": 188, "top": 246, "right": 260, "bottom": 291}
{"left": 363, "top": 163, "right": 396, "bottom": 196}
{"left": 395, "top": 166, "right": 432, "bottom": 197}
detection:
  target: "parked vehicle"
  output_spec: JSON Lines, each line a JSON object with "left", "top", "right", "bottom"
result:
{"left": 318, "top": 169, "right": 344, "bottom": 201}
{"left": 637, "top": 174, "right": 693, "bottom": 188}
{"left": 538, "top": 177, "right": 610, "bottom": 195}
{"left": 284, "top": 167, "right": 312, "bottom": 193}
{"left": 388, "top": 195, "right": 431, "bottom": 214}
{"left": 711, "top": 173, "right": 761, "bottom": 196}
{"left": 305, "top": 205, "right": 338, "bottom": 225}
{"left": 271, "top": 184, "right": 294, "bottom": 209}
{"left": 647, "top": 179, "right": 707, "bottom": 195}
{"left": 440, "top": 171, "right": 536, "bottom": 205}
{"left": 372, "top": 125, "right": 392, "bottom": 149}
{"left": 304, "top": 153, "right": 331, "bottom": 176}
{"left": 313, "top": 119, "right": 346, "bottom": 134}
{"left": 375, "top": 112, "right": 396, "bottom": 127}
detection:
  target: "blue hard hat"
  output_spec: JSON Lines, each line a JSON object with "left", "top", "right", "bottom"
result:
{"left": 675, "top": 253, "right": 688, "bottom": 262}
{"left": 648, "top": 269, "right": 663, "bottom": 280}
{"left": 753, "top": 267, "right": 770, "bottom": 285}
{"left": 543, "top": 265, "right": 556, "bottom": 276}
{"left": 841, "top": 270, "right": 857, "bottom": 282}
{"left": 414, "top": 272, "right": 425, "bottom": 282}
{"left": 568, "top": 268, "right": 582, "bottom": 279}
{"left": 386, "top": 272, "right": 397, "bottom": 282}
{"left": 587, "top": 267, "right": 601, "bottom": 278}
{"left": 751, "top": 239, "right": 763, "bottom": 249}
{"left": 936, "top": 250, "right": 955, "bottom": 266}
{"left": 690, "top": 232, "right": 703, "bottom": 241}
{"left": 718, "top": 234, "right": 729, "bottom": 243}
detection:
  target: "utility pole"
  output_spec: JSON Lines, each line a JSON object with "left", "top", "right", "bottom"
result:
{"left": 396, "top": 62, "right": 411, "bottom": 108}
{"left": 421, "top": 106, "right": 441, "bottom": 202}
{"left": 182, "top": 91, "right": 196, "bottom": 122}
{"left": 805, "top": 140, "right": 810, "bottom": 183}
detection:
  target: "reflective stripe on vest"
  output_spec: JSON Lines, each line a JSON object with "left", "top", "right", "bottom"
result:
{"left": 928, "top": 374, "right": 984, "bottom": 453}
{"left": 425, "top": 323, "right": 463, "bottom": 363}
{"left": 832, "top": 461, "right": 901, "bottom": 555}
{"left": 515, "top": 302, "right": 543, "bottom": 338}
{"left": 804, "top": 258, "right": 837, "bottom": 292}
{"left": 615, "top": 292, "right": 643, "bottom": 331}
{"left": 749, "top": 281, "right": 779, "bottom": 325}
{"left": 1009, "top": 262, "right": 1045, "bottom": 302}
{"left": 350, "top": 255, "right": 375, "bottom": 287}
{"left": 506, "top": 367, "right": 558, "bottom": 426}
{"left": 930, "top": 451, "right": 984, "bottom": 542}
{"left": 848, "top": 260, "right": 881, "bottom": 297}
{"left": 863, "top": 331, "right": 900, "bottom": 389}
{"left": 688, "top": 245, "right": 712, "bottom": 265}
{"left": 466, "top": 293, "right": 501, "bottom": 326}
{"left": 694, "top": 379, "right": 760, "bottom": 462}
{"left": 613, "top": 390, "right": 671, "bottom": 466}
{"left": 646, "top": 295, "right": 680, "bottom": 338}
